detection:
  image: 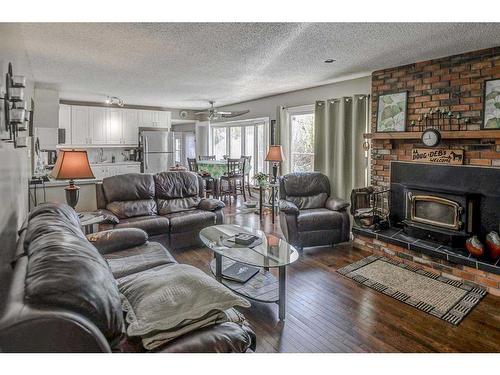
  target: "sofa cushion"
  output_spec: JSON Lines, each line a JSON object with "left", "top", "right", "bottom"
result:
{"left": 165, "top": 210, "right": 217, "bottom": 234}
{"left": 87, "top": 228, "right": 148, "bottom": 255}
{"left": 102, "top": 173, "right": 155, "bottom": 202}
{"left": 106, "top": 199, "right": 157, "bottom": 219}
{"left": 118, "top": 263, "right": 250, "bottom": 338}
{"left": 154, "top": 171, "right": 200, "bottom": 200}
{"left": 114, "top": 216, "right": 170, "bottom": 236}
{"left": 297, "top": 208, "right": 345, "bottom": 232}
{"left": 105, "top": 242, "right": 177, "bottom": 279}
{"left": 24, "top": 203, "right": 86, "bottom": 250}
{"left": 25, "top": 230, "right": 124, "bottom": 344}
{"left": 157, "top": 197, "right": 200, "bottom": 215}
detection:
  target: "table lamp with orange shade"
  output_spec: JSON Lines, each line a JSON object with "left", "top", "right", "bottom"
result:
{"left": 50, "top": 149, "right": 95, "bottom": 209}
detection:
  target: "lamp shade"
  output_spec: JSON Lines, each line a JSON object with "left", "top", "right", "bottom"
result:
{"left": 51, "top": 150, "right": 95, "bottom": 180}
{"left": 265, "top": 145, "right": 284, "bottom": 162}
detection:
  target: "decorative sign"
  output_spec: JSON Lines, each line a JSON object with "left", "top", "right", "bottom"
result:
{"left": 411, "top": 148, "right": 464, "bottom": 165}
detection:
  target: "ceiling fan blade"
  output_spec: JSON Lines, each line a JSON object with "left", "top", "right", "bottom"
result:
{"left": 216, "top": 111, "right": 232, "bottom": 115}
{"left": 194, "top": 111, "right": 210, "bottom": 115}
{"left": 221, "top": 110, "right": 250, "bottom": 118}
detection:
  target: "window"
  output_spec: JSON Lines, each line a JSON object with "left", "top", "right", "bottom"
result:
{"left": 287, "top": 106, "right": 315, "bottom": 173}
{"left": 172, "top": 131, "right": 196, "bottom": 165}
{"left": 210, "top": 118, "right": 269, "bottom": 180}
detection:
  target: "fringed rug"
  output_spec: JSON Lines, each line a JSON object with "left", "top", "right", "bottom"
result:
{"left": 337, "top": 255, "right": 487, "bottom": 325}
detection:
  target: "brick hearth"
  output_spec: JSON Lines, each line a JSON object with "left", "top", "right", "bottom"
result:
{"left": 353, "top": 47, "right": 500, "bottom": 296}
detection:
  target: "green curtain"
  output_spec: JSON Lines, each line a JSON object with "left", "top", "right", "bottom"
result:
{"left": 313, "top": 95, "right": 369, "bottom": 200}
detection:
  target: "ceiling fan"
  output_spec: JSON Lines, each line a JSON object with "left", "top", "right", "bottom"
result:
{"left": 195, "top": 100, "right": 249, "bottom": 121}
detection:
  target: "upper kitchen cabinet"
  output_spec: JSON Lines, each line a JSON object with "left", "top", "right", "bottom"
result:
{"left": 107, "top": 108, "right": 124, "bottom": 144}
{"left": 89, "top": 107, "right": 108, "bottom": 144}
{"left": 60, "top": 105, "right": 170, "bottom": 146}
{"left": 122, "top": 109, "right": 139, "bottom": 145}
{"left": 58, "top": 104, "right": 71, "bottom": 144}
{"left": 71, "top": 106, "right": 91, "bottom": 145}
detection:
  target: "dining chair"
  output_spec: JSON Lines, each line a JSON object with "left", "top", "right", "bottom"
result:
{"left": 219, "top": 158, "right": 246, "bottom": 204}
{"left": 241, "top": 155, "right": 253, "bottom": 198}
{"left": 198, "top": 155, "right": 216, "bottom": 161}
{"left": 188, "top": 157, "right": 214, "bottom": 198}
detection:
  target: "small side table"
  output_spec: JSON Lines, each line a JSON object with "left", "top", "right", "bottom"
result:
{"left": 258, "top": 183, "right": 279, "bottom": 223}
{"left": 79, "top": 212, "right": 105, "bottom": 235}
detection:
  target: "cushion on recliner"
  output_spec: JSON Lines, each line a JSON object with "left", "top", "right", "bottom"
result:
{"left": 24, "top": 203, "right": 86, "bottom": 249}
{"left": 165, "top": 210, "right": 217, "bottom": 234}
{"left": 114, "top": 215, "right": 170, "bottom": 236}
{"left": 297, "top": 208, "right": 345, "bottom": 232}
{"left": 280, "top": 172, "right": 330, "bottom": 209}
{"left": 102, "top": 173, "right": 155, "bottom": 202}
{"left": 154, "top": 172, "right": 201, "bottom": 214}
{"left": 24, "top": 220, "right": 124, "bottom": 344}
{"left": 106, "top": 199, "right": 157, "bottom": 219}
{"left": 104, "top": 242, "right": 176, "bottom": 279}
{"left": 157, "top": 197, "right": 200, "bottom": 215}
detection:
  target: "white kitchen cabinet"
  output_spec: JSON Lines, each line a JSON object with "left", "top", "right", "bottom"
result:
{"left": 58, "top": 104, "right": 71, "bottom": 144}
{"left": 89, "top": 107, "right": 108, "bottom": 144}
{"left": 61, "top": 105, "right": 170, "bottom": 146}
{"left": 107, "top": 108, "right": 123, "bottom": 144}
{"left": 122, "top": 109, "right": 139, "bottom": 145}
{"left": 155, "top": 111, "right": 171, "bottom": 128}
{"left": 71, "top": 106, "right": 90, "bottom": 145}
{"left": 138, "top": 110, "right": 155, "bottom": 127}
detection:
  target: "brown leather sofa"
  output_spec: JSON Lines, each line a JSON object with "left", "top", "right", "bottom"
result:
{"left": 96, "top": 171, "right": 224, "bottom": 249}
{"left": 278, "top": 172, "right": 351, "bottom": 250}
{"left": 0, "top": 203, "right": 255, "bottom": 352}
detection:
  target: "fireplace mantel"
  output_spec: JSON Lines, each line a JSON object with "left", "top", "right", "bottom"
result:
{"left": 364, "top": 130, "right": 500, "bottom": 140}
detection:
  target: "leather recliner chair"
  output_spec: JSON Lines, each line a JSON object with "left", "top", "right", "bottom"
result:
{"left": 278, "top": 172, "right": 351, "bottom": 250}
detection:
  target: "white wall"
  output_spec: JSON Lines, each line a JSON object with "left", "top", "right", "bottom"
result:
{"left": 212, "top": 76, "right": 371, "bottom": 122}
{"left": 0, "top": 24, "right": 34, "bottom": 292}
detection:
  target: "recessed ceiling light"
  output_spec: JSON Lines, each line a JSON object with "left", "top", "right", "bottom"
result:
{"left": 324, "top": 59, "right": 336, "bottom": 63}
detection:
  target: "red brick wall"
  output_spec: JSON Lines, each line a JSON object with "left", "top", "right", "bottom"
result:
{"left": 370, "top": 47, "right": 500, "bottom": 187}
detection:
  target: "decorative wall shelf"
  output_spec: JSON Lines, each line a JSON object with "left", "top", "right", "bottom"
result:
{"left": 363, "top": 130, "right": 500, "bottom": 140}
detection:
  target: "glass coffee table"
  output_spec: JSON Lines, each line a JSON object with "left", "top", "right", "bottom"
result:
{"left": 199, "top": 224, "right": 299, "bottom": 321}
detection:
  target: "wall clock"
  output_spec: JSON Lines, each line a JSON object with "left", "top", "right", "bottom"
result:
{"left": 421, "top": 128, "right": 441, "bottom": 147}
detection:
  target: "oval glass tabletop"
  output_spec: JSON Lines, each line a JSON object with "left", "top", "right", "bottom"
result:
{"left": 199, "top": 224, "right": 299, "bottom": 268}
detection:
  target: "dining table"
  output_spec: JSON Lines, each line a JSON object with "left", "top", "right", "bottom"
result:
{"left": 197, "top": 159, "right": 252, "bottom": 198}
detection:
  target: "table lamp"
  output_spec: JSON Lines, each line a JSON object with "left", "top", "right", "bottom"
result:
{"left": 50, "top": 150, "right": 95, "bottom": 209}
{"left": 265, "top": 145, "right": 284, "bottom": 183}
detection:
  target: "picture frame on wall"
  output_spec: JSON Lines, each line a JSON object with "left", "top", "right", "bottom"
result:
{"left": 376, "top": 91, "right": 408, "bottom": 132}
{"left": 482, "top": 78, "right": 500, "bottom": 129}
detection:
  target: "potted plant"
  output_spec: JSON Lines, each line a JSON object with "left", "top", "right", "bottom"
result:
{"left": 252, "top": 172, "right": 269, "bottom": 187}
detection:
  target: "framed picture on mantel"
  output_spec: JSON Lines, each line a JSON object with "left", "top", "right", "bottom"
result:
{"left": 482, "top": 78, "right": 500, "bottom": 129}
{"left": 376, "top": 91, "right": 408, "bottom": 132}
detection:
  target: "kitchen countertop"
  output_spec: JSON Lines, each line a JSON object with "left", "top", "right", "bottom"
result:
{"left": 90, "top": 161, "right": 141, "bottom": 166}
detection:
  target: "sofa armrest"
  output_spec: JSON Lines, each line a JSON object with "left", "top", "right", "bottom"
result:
{"left": 198, "top": 198, "right": 225, "bottom": 211}
{"left": 279, "top": 200, "right": 299, "bottom": 215}
{"left": 87, "top": 228, "right": 148, "bottom": 255}
{"left": 96, "top": 209, "right": 120, "bottom": 224}
{"left": 325, "top": 197, "right": 350, "bottom": 212}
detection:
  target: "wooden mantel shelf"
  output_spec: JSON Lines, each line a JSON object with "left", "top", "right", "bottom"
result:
{"left": 363, "top": 130, "right": 500, "bottom": 140}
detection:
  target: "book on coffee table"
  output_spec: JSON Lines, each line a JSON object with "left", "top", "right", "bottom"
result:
{"left": 222, "top": 262, "right": 260, "bottom": 283}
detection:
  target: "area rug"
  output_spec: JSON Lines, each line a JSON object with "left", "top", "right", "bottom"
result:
{"left": 337, "top": 255, "right": 487, "bottom": 325}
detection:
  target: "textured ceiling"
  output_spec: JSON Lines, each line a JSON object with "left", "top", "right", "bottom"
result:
{"left": 13, "top": 23, "right": 500, "bottom": 109}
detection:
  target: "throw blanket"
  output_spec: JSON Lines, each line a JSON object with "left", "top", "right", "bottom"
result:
{"left": 142, "top": 308, "right": 245, "bottom": 350}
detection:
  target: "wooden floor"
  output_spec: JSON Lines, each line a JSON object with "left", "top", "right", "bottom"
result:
{"left": 171, "top": 198, "right": 500, "bottom": 353}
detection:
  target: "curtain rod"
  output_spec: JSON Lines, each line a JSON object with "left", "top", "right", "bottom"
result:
{"left": 281, "top": 94, "right": 370, "bottom": 109}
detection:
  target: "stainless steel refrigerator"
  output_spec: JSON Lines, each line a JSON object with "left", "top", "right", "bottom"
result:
{"left": 139, "top": 127, "right": 174, "bottom": 173}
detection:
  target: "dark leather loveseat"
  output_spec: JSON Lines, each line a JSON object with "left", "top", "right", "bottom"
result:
{"left": 96, "top": 171, "right": 224, "bottom": 249}
{"left": 0, "top": 203, "right": 255, "bottom": 352}
{"left": 278, "top": 172, "right": 351, "bottom": 250}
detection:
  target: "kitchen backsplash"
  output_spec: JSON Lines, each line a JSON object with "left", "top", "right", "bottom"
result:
{"left": 86, "top": 147, "right": 135, "bottom": 164}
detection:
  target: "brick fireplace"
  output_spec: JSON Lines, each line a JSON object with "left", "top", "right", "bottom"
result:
{"left": 352, "top": 47, "right": 500, "bottom": 295}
